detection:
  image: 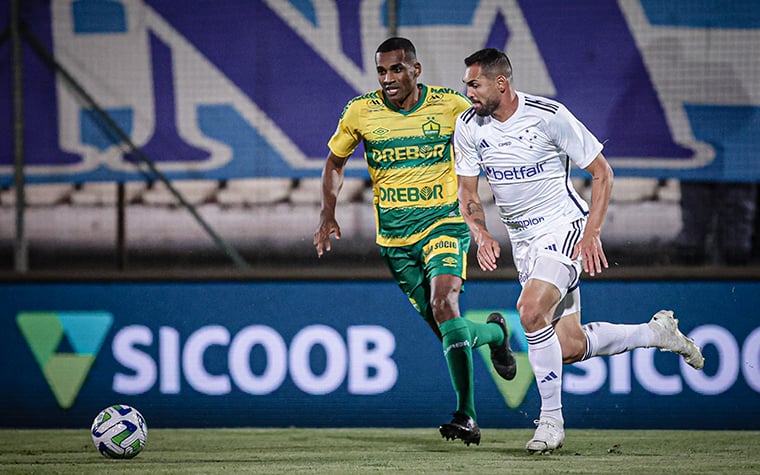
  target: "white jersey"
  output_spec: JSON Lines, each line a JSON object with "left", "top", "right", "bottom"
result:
{"left": 454, "top": 91, "right": 603, "bottom": 241}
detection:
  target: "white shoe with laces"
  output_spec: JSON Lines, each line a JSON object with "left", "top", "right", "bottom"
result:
{"left": 525, "top": 416, "right": 564, "bottom": 454}
{"left": 648, "top": 310, "right": 705, "bottom": 370}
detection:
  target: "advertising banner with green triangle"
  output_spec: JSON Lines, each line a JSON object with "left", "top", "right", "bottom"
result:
{"left": 16, "top": 311, "right": 113, "bottom": 409}
{"left": 1, "top": 281, "right": 756, "bottom": 430}
{"left": 464, "top": 310, "right": 534, "bottom": 409}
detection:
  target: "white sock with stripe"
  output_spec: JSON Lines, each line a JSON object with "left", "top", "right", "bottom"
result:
{"left": 526, "top": 325, "right": 563, "bottom": 424}
{"left": 582, "top": 322, "right": 656, "bottom": 360}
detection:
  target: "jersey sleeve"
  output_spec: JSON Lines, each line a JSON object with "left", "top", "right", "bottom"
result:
{"left": 327, "top": 100, "right": 362, "bottom": 159}
{"left": 454, "top": 111, "right": 482, "bottom": 177}
{"left": 547, "top": 104, "right": 603, "bottom": 169}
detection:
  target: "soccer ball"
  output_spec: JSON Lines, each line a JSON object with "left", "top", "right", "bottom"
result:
{"left": 91, "top": 404, "right": 148, "bottom": 459}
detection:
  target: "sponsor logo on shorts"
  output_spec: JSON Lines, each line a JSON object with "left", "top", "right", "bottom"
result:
{"left": 423, "top": 236, "right": 460, "bottom": 264}
{"left": 442, "top": 256, "right": 458, "bottom": 267}
{"left": 506, "top": 216, "right": 545, "bottom": 231}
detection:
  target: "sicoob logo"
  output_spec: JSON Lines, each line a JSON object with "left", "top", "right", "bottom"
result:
{"left": 17, "top": 311, "right": 113, "bottom": 409}
{"left": 464, "top": 309, "right": 533, "bottom": 409}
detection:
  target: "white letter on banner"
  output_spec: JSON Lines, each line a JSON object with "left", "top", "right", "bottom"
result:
{"left": 183, "top": 325, "right": 231, "bottom": 395}
{"left": 609, "top": 352, "right": 632, "bottom": 394}
{"left": 564, "top": 358, "right": 605, "bottom": 395}
{"left": 229, "top": 325, "right": 287, "bottom": 395}
{"left": 113, "top": 325, "right": 155, "bottom": 395}
{"left": 634, "top": 348, "right": 681, "bottom": 395}
{"left": 159, "top": 326, "right": 180, "bottom": 394}
{"left": 742, "top": 327, "right": 760, "bottom": 393}
{"left": 683, "top": 325, "right": 738, "bottom": 395}
{"left": 347, "top": 325, "right": 397, "bottom": 395}
{"left": 290, "top": 325, "right": 346, "bottom": 395}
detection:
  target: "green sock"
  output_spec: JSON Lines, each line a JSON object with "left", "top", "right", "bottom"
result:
{"left": 464, "top": 319, "right": 504, "bottom": 349}
{"left": 440, "top": 318, "right": 476, "bottom": 420}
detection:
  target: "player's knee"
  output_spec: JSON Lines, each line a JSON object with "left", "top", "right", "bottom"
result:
{"left": 430, "top": 292, "right": 458, "bottom": 320}
{"left": 516, "top": 298, "right": 548, "bottom": 331}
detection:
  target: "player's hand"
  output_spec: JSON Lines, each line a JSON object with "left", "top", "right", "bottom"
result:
{"left": 476, "top": 233, "right": 501, "bottom": 271}
{"left": 313, "top": 217, "right": 341, "bottom": 257}
{"left": 573, "top": 234, "right": 608, "bottom": 276}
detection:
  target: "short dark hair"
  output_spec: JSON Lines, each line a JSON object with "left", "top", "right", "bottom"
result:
{"left": 376, "top": 37, "right": 417, "bottom": 61}
{"left": 464, "top": 48, "right": 512, "bottom": 81}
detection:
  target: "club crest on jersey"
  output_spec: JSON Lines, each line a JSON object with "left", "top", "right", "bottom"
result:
{"left": 422, "top": 118, "right": 440, "bottom": 139}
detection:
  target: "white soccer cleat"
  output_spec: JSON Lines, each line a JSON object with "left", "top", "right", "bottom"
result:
{"left": 525, "top": 416, "right": 564, "bottom": 454}
{"left": 648, "top": 310, "right": 705, "bottom": 370}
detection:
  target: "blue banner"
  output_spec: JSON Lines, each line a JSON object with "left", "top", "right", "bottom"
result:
{"left": 1, "top": 0, "right": 759, "bottom": 184}
{"left": 1, "top": 279, "right": 758, "bottom": 429}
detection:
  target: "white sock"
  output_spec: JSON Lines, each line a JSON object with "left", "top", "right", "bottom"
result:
{"left": 582, "top": 322, "right": 656, "bottom": 360}
{"left": 526, "top": 325, "right": 563, "bottom": 424}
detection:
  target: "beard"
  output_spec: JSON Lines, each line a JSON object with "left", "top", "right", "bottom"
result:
{"left": 473, "top": 96, "right": 499, "bottom": 117}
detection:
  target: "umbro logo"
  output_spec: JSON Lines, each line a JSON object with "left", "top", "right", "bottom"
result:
{"left": 540, "top": 371, "right": 559, "bottom": 384}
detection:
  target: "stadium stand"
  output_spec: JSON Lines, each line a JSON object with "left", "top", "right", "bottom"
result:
{"left": 0, "top": 177, "right": 689, "bottom": 270}
{"left": 69, "top": 182, "right": 146, "bottom": 206}
{"left": 610, "top": 177, "right": 660, "bottom": 203}
{"left": 1, "top": 183, "right": 72, "bottom": 207}
{"left": 140, "top": 179, "right": 219, "bottom": 206}
{"left": 289, "top": 177, "right": 366, "bottom": 205}
{"left": 216, "top": 178, "right": 293, "bottom": 206}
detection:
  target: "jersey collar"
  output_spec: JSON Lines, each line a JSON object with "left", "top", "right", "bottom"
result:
{"left": 383, "top": 84, "right": 428, "bottom": 115}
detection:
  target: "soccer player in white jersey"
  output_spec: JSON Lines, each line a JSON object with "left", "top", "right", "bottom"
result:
{"left": 453, "top": 48, "right": 705, "bottom": 454}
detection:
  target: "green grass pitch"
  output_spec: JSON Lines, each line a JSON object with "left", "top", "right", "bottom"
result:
{"left": 1, "top": 428, "right": 759, "bottom": 474}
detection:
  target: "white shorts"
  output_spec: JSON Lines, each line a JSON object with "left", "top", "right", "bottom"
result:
{"left": 512, "top": 218, "right": 584, "bottom": 321}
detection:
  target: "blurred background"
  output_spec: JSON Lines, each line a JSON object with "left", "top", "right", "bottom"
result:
{"left": 1, "top": 0, "right": 759, "bottom": 276}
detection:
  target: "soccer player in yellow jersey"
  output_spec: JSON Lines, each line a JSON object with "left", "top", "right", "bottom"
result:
{"left": 314, "top": 37, "right": 516, "bottom": 445}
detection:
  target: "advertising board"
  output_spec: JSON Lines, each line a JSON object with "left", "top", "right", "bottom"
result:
{"left": 1, "top": 280, "right": 758, "bottom": 429}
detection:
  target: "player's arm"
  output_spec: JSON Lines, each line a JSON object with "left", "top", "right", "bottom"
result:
{"left": 573, "top": 152, "right": 614, "bottom": 276}
{"left": 458, "top": 174, "right": 501, "bottom": 271}
{"left": 314, "top": 151, "right": 350, "bottom": 257}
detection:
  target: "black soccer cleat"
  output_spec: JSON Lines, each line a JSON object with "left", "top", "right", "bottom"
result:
{"left": 439, "top": 411, "right": 481, "bottom": 446}
{"left": 487, "top": 312, "right": 517, "bottom": 381}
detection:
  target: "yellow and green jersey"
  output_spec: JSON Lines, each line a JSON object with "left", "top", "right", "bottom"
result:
{"left": 328, "top": 84, "right": 471, "bottom": 247}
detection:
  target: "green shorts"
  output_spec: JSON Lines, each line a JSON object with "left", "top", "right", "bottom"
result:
{"left": 380, "top": 223, "right": 470, "bottom": 322}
